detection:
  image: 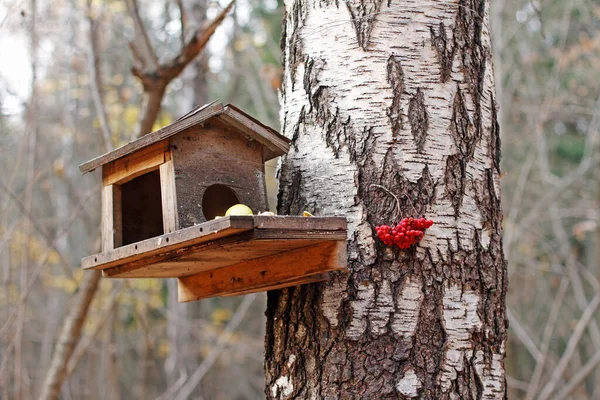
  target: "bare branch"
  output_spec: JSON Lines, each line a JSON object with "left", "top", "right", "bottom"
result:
{"left": 38, "top": 271, "right": 103, "bottom": 400}
{"left": 160, "top": 0, "right": 234, "bottom": 79}
{"left": 0, "top": 177, "right": 77, "bottom": 283}
{"left": 173, "top": 294, "right": 256, "bottom": 400}
{"left": 133, "top": 84, "right": 168, "bottom": 139}
{"left": 538, "top": 292, "right": 600, "bottom": 400}
{"left": 124, "top": 0, "right": 159, "bottom": 73}
{"left": 131, "top": 0, "right": 234, "bottom": 137}
{"left": 553, "top": 350, "right": 600, "bottom": 400}
{"left": 507, "top": 307, "right": 542, "bottom": 362}
{"left": 174, "top": 0, "right": 187, "bottom": 47}
{"left": 87, "top": 0, "right": 112, "bottom": 153}
{"left": 525, "top": 276, "right": 570, "bottom": 400}
{"left": 65, "top": 282, "right": 124, "bottom": 377}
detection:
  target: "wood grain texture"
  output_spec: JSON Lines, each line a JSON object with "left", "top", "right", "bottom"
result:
{"left": 102, "top": 237, "right": 341, "bottom": 278}
{"left": 219, "top": 273, "right": 332, "bottom": 298}
{"left": 79, "top": 102, "right": 290, "bottom": 174}
{"left": 101, "top": 185, "right": 122, "bottom": 251}
{"left": 177, "top": 241, "right": 346, "bottom": 302}
{"left": 83, "top": 215, "right": 348, "bottom": 296}
{"left": 83, "top": 216, "right": 255, "bottom": 270}
{"left": 83, "top": 216, "right": 347, "bottom": 271}
{"left": 170, "top": 121, "right": 268, "bottom": 227}
{"left": 219, "top": 105, "right": 290, "bottom": 161}
{"left": 102, "top": 139, "right": 167, "bottom": 185}
{"left": 160, "top": 159, "right": 179, "bottom": 232}
{"left": 252, "top": 215, "right": 347, "bottom": 231}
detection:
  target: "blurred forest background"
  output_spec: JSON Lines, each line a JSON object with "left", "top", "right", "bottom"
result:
{"left": 0, "top": 0, "right": 598, "bottom": 399}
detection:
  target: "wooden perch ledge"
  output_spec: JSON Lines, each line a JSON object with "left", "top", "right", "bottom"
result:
{"left": 81, "top": 216, "right": 348, "bottom": 302}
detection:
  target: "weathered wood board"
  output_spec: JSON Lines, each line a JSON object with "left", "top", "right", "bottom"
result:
{"left": 178, "top": 241, "right": 346, "bottom": 302}
{"left": 81, "top": 216, "right": 347, "bottom": 300}
{"left": 102, "top": 139, "right": 168, "bottom": 186}
{"left": 79, "top": 101, "right": 290, "bottom": 174}
{"left": 170, "top": 120, "right": 269, "bottom": 227}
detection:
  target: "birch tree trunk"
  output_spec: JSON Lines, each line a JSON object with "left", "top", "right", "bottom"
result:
{"left": 265, "top": 0, "right": 507, "bottom": 399}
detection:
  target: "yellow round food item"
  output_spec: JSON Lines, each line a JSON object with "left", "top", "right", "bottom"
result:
{"left": 225, "top": 204, "right": 253, "bottom": 216}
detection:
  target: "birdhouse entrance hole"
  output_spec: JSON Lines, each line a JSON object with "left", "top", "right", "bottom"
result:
{"left": 202, "top": 184, "right": 239, "bottom": 220}
{"left": 121, "top": 169, "right": 164, "bottom": 246}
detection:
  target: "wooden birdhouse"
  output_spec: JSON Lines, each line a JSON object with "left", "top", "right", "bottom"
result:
{"left": 80, "top": 102, "right": 347, "bottom": 302}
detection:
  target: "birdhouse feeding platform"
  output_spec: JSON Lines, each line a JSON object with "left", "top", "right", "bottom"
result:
{"left": 79, "top": 102, "right": 347, "bottom": 302}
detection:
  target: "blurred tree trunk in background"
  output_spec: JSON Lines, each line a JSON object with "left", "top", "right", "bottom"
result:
{"left": 266, "top": 0, "right": 507, "bottom": 398}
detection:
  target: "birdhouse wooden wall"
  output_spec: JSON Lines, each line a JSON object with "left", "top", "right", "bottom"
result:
{"left": 97, "top": 118, "right": 275, "bottom": 252}
{"left": 171, "top": 118, "right": 269, "bottom": 228}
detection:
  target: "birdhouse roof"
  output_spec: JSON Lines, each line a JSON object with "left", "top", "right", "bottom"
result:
{"left": 79, "top": 101, "right": 291, "bottom": 174}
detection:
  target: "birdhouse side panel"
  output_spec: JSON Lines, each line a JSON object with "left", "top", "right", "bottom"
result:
{"left": 171, "top": 123, "right": 268, "bottom": 227}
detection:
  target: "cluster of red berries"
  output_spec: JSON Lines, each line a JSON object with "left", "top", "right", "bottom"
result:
{"left": 375, "top": 218, "right": 434, "bottom": 249}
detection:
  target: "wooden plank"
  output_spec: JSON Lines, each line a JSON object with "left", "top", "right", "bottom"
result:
{"left": 79, "top": 102, "right": 225, "bottom": 174}
{"left": 220, "top": 273, "right": 333, "bottom": 297}
{"left": 219, "top": 106, "right": 290, "bottom": 161}
{"left": 171, "top": 121, "right": 268, "bottom": 227}
{"left": 102, "top": 237, "right": 330, "bottom": 278}
{"left": 159, "top": 159, "right": 178, "bottom": 232}
{"left": 84, "top": 215, "right": 348, "bottom": 271}
{"left": 253, "top": 229, "right": 347, "bottom": 241}
{"left": 102, "top": 232, "right": 257, "bottom": 278}
{"left": 177, "top": 240, "right": 346, "bottom": 302}
{"left": 102, "top": 140, "right": 167, "bottom": 186}
{"left": 101, "top": 185, "right": 122, "bottom": 251}
{"left": 79, "top": 102, "right": 289, "bottom": 174}
{"left": 82, "top": 216, "right": 255, "bottom": 270}
{"left": 252, "top": 215, "right": 347, "bottom": 231}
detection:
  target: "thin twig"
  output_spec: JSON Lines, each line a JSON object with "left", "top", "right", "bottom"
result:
{"left": 538, "top": 292, "right": 600, "bottom": 400}
{"left": 525, "top": 276, "right": 570, "bottom": 400}
{"left": 172, "top": 294, "right": 257, "bottom": 400}
{"left": 370, "top": 184, "right": 401, "bottom": 220}
{"left": 86, "top": 0, "right": 112, "bottom": 153}
{"left": 507, "top": 307, "right": 542, "bottom": 362}
{"left": 174, "top": 0, "right": 187, "bottom": 47}
{"left": 65, "top": 282, "right": 124, "bottom": 377}
{"left": 553, "top": 350, "right": 600, "bottom": 400}
{"left": 0, "top": 177, "right": 77, "bottom": 285}
{"left": 124, "top": 0, "right": 159, "bottom": 72}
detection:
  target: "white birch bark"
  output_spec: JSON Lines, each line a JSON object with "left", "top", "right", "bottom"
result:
{"left": 266, "top": 0, "right": 507, "bottom": 398}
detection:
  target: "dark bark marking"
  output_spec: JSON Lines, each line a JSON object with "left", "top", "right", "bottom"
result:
{"left": 408, "top": 89, "right": 429, "bottom": 153}
{"left": 279, "top": 10, "right": 287, "bottom": 69}
{"left": 345, "top": 0, "right": 385, "bottom": 50}
{"left": 453, "top": 0, "right": 488, "bottom": 150}
{"left": 474, "top": 169, "right": 500, "bottom": 231}
{"left": 290, "top": 106, "right": 305, "bottom": 151}
{"left": 444, "top": 154, "right": 466, "bottom": 216}
{"left": 410, "top": 277, "right": 444, "bottom": 399}
{"left": 430, "top": 22, "right": 454, "bottom": 83}
{"left": 386, "top": 54, "right": 404, "bottom": 137}
{"left": 490, "top": 95, "right": 502, "bottom": 173}
{"left": 304, "top": 57, "right": 333, "bottom": 128}
{"left": 284, "top": 1, "right": 308, "bottom": 90}
{"left": 450, "top": 87, "right": 476, "bottom": 158}
{"left": 265, "top": 285, "right": 326, "bottom": 399}
{"left": 277, "top": 166, "right": 307, "bottom": 216}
